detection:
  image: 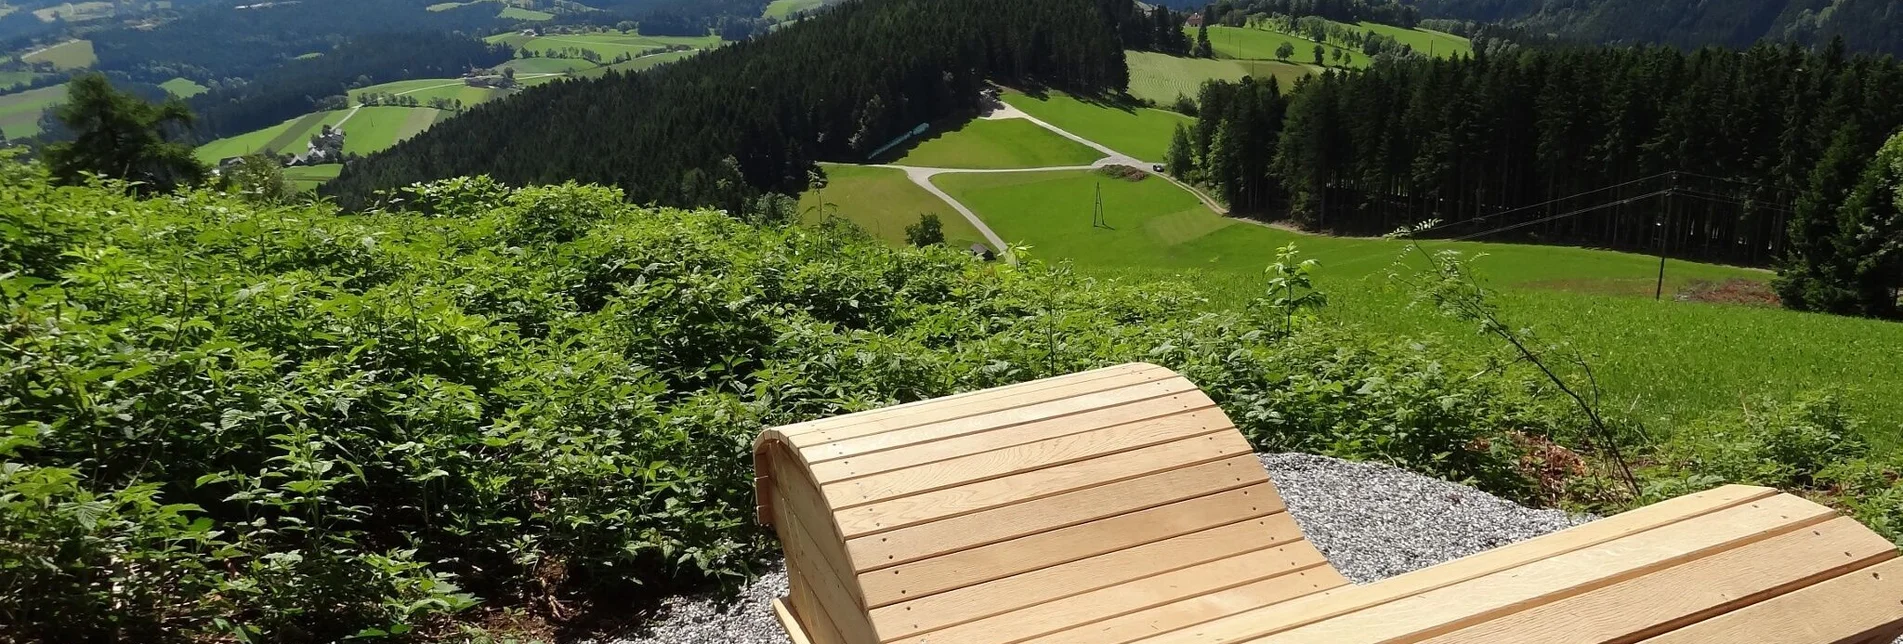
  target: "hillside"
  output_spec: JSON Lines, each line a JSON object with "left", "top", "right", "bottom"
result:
{"left": 1412, "top": 0, "right": 1903, "bottom": 54}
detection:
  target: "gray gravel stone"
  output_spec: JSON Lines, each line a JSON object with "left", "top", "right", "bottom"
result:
{"left": 602, "top": 452, "right": 1589, "bottom": 644}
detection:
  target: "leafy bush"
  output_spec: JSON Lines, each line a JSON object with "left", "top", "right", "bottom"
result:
{"left": 0, "top": 163, "right": 1559, "bottom": 639}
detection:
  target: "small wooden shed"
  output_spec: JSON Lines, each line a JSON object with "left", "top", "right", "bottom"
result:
{"left": 752, "top": 363, "right": 1903, "bottom": 644}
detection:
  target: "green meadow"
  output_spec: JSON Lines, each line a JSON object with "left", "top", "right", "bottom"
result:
{"left": 497, "top": 6, "right": 553, "bottom": 20}
{"left": 1195, "top": 25, "right": 1370, "bottom": 67}
{"left": 798, "top": 163, "right": 984, "bottom": 249}
{"left": 1359, "top": 22, "right": 1472, "bottom": 58}
{"left": 0, "top": 71, "right": 44, "bottom": 92}
{"left": 22, "top": 39, "right": 94, "bottom": 70}
{"left": 350, "top": 78, "right": 509, "bottom": 106}
{"left": 485, "top": 30, "right": 721, "bottom": 59}
{"left": 764, "top": 0, "right": 825, "bottom": 20}
{"left": 1125, "top": 51, "right": 1313, "bottom": 105}
{"left": 923, "top": 167, "right": 1903, "bottom": 437}
{"left": 160, "top": 77, "right": 209, "bottom": 98}
{"left": 572, "top": 50, "right": 698, "bottom": 78}
{"left": 497, "top": 57, "right": 595, "bottom": 74}
{"left": 888, "top": 118, "right": 1103, "bottom": 169}
{"left": 0, "top": 84, "right": 65, "bottom": 139}
{"left": 283, "top": 163, "right": 343, "bottom": 191}
{"left": 1000, "top": 90, "right": 1189, "bottom": 161}
{"left": 196, "top": 106, "right": 445, "bottom": 161}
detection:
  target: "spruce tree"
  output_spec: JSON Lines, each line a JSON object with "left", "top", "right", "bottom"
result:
{"left": 1830, "top": 130, "right": 1903, "bottom": 317}
{"left": 1166, "top": 123, "right": 1194, "bottom": 179}
{"left": 1774, "top": 123, "right": 1868, "bottom": 313}
{"left": 1195, "top": 23, "right": 1212, "bottom": 58}
{"left": 42, "top": 73, "right": 208, "bottom": 195}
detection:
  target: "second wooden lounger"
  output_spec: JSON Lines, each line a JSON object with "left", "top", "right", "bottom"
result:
{"left": 753, "top": 363, "right": 1903, "bottom": 644}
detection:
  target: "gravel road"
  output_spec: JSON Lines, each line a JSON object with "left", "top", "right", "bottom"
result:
{"left": 599, "top": 452, "right": 1586, "bottom": 644}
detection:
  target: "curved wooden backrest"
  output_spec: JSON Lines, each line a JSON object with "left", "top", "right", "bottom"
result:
{"left": 754, "top": 363, "right": 1347, "bottom": 644}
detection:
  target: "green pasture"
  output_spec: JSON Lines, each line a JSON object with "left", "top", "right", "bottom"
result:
{"left": 498, "top": 6, "right": 552, "bottom": 20}
{"left": 31, "top": 2, "right": 109, "bottom": 22}
{"left": 764, "top": 0, "right": 824, "bottom": 20}
{"left": 160, "top": 77, "right": 208, "bottom": 98}
{"left": 573, "top": 50, "right": 696, "bottom": 78}
{"left": 1125, "top": 51, "right": 1313, "bottom": 105}
{"left": 888, "top": 118, "right": 1103, "bottom": 169}
{"left": 497, "top": 57, "right": 595, "bottom": 74}
{"left": 0, "top": 71, "right": 43, "bottom": 92}
{"left": 283, "top": 164, "right": 342, "bottom": 192}
{"left": 1000, "top": 90, "right": 1189, "bottom": 162}
{"left": 340, "top": 106, "right": 444, "bottom": 155}
{"left": 797, "top": 163, "right": 984, "bottom": 249}
{"left": 929, "top": 167, "right": 1903, "bottom": 435}
{"left": 350, "top": 78, "right": 508, "bottom": 106}
{"left": 1359, "top": 22, "right": 1472, "bottom": 58}
{"left": 486, "top": 30, "right": 720, "bottom": 59}
{"left": 1195, "top": 25, "right": 1369, "bottom": 68}
{"left": 0, "top": 84, "right": 64, "bottom": 139}
{"left": 22, "top": 39, "right": 93, "bottom": 70}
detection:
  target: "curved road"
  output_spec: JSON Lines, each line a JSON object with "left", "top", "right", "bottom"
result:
{"left": 887, "top": 103, "right": 1227, "bottom": 260}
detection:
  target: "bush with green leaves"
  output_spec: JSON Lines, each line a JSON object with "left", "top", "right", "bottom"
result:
{"left": 1, "top": 162, "right": 1563, "bottom": 639}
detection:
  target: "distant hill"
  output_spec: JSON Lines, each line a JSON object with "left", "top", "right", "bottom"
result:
{"left": 1409, "top": 0, "right": 1903, "bottom": 54}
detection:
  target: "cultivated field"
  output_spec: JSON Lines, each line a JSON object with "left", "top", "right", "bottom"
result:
{"left": 926, "top": 166, "right": 1903, "bottom": 438}
{"left": 1125, "top": 51, "right": 1313, "bottom": 105}
{"left": 21, "top": 39, "right": 94, "bottom": 70}
{"left": 283, "top": 164, "right": 342, "bottom": 192}
{"left": 160, "top": 77, "right": 209, "bottom": 98}
{"left": 888, "top": 118, "right": 1103, "bottom": 169}
{"left": 1000, "top": 90, "right": 1189, "bottom": 161}
{"left": 0, "top": 83, "right": 64, "bottom": 139}
{"left": 798, "top": 163, "right": 984, "bottom": 249}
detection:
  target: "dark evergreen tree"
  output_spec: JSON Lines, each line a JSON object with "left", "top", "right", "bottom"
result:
{"left": 43, "top": 74, "right": 208, "bottom": 195}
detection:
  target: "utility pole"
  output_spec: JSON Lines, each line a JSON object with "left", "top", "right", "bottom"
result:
{"left": 1655, "top": 172, "right": 1676, "bottom": 301}
{"left": 1092, "top": 182, "right": 1108, "bottom": 229}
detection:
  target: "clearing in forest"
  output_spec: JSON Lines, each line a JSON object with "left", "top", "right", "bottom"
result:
{"left": 1125, "top": 50, "right": 1312, "bottom": 105}
{"left": 764, "top": 0, "right": 826, "bottom": 20}
{"left": 0, "top": 84, "right": 66, "bottom": 139}
{"left": 1195, "top": 25, "right": 1370, "bottom": 67}
{"left": 1000, "top": 90, "right": 1189, "bottom": 161}
{"left": 798, "top": 164, "right": 983, "bottom": 249}
{"left": 21, "top": 39, "right": 94, "bottom": 70}
{"left": 887, "top": 118, "right": 1104, "bottom": 169}
{"left": 160, "top": 77, "right": 209, "bottom": 98}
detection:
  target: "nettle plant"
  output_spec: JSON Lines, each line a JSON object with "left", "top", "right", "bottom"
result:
{"left": 2, "top": 165, "right": 1565, "bottom": 640}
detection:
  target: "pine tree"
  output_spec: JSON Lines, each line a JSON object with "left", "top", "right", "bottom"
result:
{"left": 1829, "top": 130, "right": 1903, "bottom": 317}
{"left": 1166, "top": 123, "right": 1194, "bottom": 179}
{"left": 1775, "top": 123, "right": 1868, "bottom": 313}
{"left": 43, "top": 73, "right": 208, "bottom": 195}
{"left": 1195, "top": 23, "right": 1212, "bottom": 58}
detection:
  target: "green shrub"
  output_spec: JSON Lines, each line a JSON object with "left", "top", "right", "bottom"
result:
{"left": 0, "top": 166, "right": 1559, "bottom": 639}
{"left": 1652, "top": 393, "right": 1867, "bottom": 488}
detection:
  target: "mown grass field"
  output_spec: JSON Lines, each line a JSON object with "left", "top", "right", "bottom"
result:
{"left": 497, "top": 6, "right": 552, "bottom": 20}
{"left": 1000, "top": 90, "right": 1188, "bottom": 161}
{"left": 0, "top": 71, "right": 43, "bottom": 92}
{"left": 0, "top": 83, "right": 63, "bottom": 139}
{"left": 22, "top": 39, "right": 94, "bottom": 70}
{"left": 764, "top": 0, "right": 825, "bottom": 19}
{"left": 1195, "top": 25, "right": 1370, "bottom": 68}
{"left": 283, "top": 163, "right": 342, "bottom": 192}
{"left": 497, "top": 57, "right": 595, "bottom": 74}
{"left": 572, "top": 50, "right": 697, "bottom": 78}
{"left": 196, "top": 106, "right": 446, "bottom": 161}
{"left": 350, "top": 78, "right": 508, "bottom": 106}
{"left": 929, "top": 167, "right": 1903, "bottom": 437}
{"left": 339, "top": 106, "right": 444, "bottom": 155}
{"left": 160, "top": 77, "right": 208, "bottom": 98}
{"left": 31, "top": 2, "right": 109, "bottom": 22}
{"left": 485, "top": 30, "right": 721, "bottom": 59}
{"left": 888, "top": 118, "right": 1103, "bottom": 169}
{"left": 1360, "top": 22, "right": 1472, "bottom": 58}
{"left": 1125, "top": 51, "right": 1313, "bottom": 105}
{"left": 797, "top": 163, "right": 985, "bottom": 249}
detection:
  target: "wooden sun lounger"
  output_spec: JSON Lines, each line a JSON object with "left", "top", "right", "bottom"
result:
{"left": 752, "top": 363, "right": 1903, "bottom": 644}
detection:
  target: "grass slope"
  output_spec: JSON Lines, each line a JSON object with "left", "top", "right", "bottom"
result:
{"left": 889, "top": 118, "right": 1103, "bottom": 169}
{"left": 764, "top": 0, "right": 824, "bottom": 19}
{"left": 0, "top": 84, "right": 64, "bottom": 139}
{"left": 1196, "top": 25, "right": 1368, "bottom": 68}
{"left": 160, "top": 77, "right": 208, "bottom": 98}
{"left": 0, "top": 71, "right": 44, "bottom": 92}
{"left": 797, "top": 164, "right": 983, "bottom": 249}
{"left": 1359, "top": 22, "right": 1472, "bottom": 58}
{"left": 572, "top": 50, "right": 696, "bottom": 78}
{"left": 1125, "top": 51, "right": 1312, "bottom": 105}
{"left": 22, "top": 39, "right": 94, "bottom": 70}
{"left": 486, "top": 30, "right": 720, "bottom": 59}
{"left": 340, "top": 106, "right": 441, "bottom": 155}
{"left": 283, "top": 164, "right": 343, "bottom": 192}
{"left": 498, "top": 6, "right": 553, "bottom": 20}
{"left": 496, "top": 57, "right": 595, "bottom": 74}
{"left": 1000, "top": 90, "right": 1188, "bottom": 162}
{"left": 933, "top": 168, "right": 1903, "bottom": 435}
{"left": 350, "top": 78, "right": 508, "bottom": 106}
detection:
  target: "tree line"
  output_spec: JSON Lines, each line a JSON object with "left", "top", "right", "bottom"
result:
{"left": 323, "top": 0, "right": 1128, "bottom": 210}
{"left": 1169, "top": 40, "right": 1903, "bottom": 317}
{"left": 1405, "top": 0, "right": 1903, "bottom": 57}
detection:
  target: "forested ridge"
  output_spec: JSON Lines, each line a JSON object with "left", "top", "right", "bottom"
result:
{"left": 1408, "top": 0, "right": 1903, "bottom": 55}
{"left": 1172, "top": 42, "right": 1903, "bottom": 275}
{"left": 323, "top": 0, "right": 1129, "bottom": 209}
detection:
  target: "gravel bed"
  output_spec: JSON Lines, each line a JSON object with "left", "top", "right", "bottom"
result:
{"left": 601, "top": 452, "right": 1586, "bottom": 644}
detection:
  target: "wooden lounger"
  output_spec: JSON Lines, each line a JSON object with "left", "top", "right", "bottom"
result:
{"left": 753, "top": 363, "right": 1903, "bottom": 644}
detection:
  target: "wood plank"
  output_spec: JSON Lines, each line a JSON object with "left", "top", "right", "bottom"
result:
{"left": 1119, "top": 484, "right": 1778, "bottom": 644}
{"left": 822, "top": 407, "right": 1234, "bottom": 510}
{"left": 808, "top": 393, "right": 1214, "bottom": 484}
{"left": 1038, "top": 569, "right": 1350, "bottom": 644}
{"left": 773, "top": 364, "right": 1151, "bottom": 437}
{"left": 845, "top": 454, "right": 1269, "bottom": 572}
{"left": 1421, "top": 516, "right": 1897, "bottom": 643}
{"left": 887, "top": 545, "right": 1333, "bottom": 644}
{"left": 856, "top": 484, "right": 1280, "bottom": 608}
{"left": 769, "top": 444, "right": 869, "bottom": 606}
{"left": 775, "top": 476, "right": 880, "bottom": 642}
{"left": 784, "top": 573, "right": 850, "bottom": 644}
{"left": 869, "top": 513, "right": 1310, "bottom": 639}
{"left": 1641, "top": 557, "right": 1903, "bottom": 644}
{"left": 1237, "top": 493, "right": 1838, "bottom": 644}
{"left": 834, "top": 429, "right": 1247, "bottom": 538}
{"left": 799, "top": 378, "right": 1205, "bottom": 460}
{"left": 772, "top": 598, "right": 817, "bottom": 644}
{"left": 790, "top": 370, "right": 1187, "bottom": 450}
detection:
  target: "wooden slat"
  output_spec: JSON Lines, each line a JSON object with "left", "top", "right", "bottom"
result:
{"left": 772, "top": 598, "right": 818, "bottom": 644}
{"left": 800, "top": 378, "right": 1204, "bottom": 461}
{"left": 858, "top": 484, "right": 1280, "bottom": 608}
{"left": 809, "top": 393, "right": 1213, "bottom": 484}
{"left": 769, "top": 447, "right": 869, "bottom": 607}
{"left": 784, "top": 572, "right": 849, "bottom": 644}
{"left": 1122, "top": 484, "right": 1779, "bottom": 644}
{"left": 1038, "top": 569, "right": 1349, "bottom": 644}
{"left": 775, "top": 475, "right": 880, "bottom": 642}
{"left": 1421, "top": 516, "right": 1897, "bottom": 643}
{"left": 791, "top": 370, "right": 1185, "bottom": 450}
{"left": 870, "top": 514, "right": 1311, "bottom": 639}
{"left": 774, "top": 364, "right": 1151, "bottom": 437}
{"left": 834, "top": 428, "right": 1246, "bottom": 538}
{"left": 1239, "top": 493, "right": 1837, "bottom": 644}
{"left": 888, "top": 545, "right": 1333, "bottom": 644}
{"left": 1641, "top": 557, "right": 1903, "bottom": 644}
{"left": 845, "top": 453, "right": 1267, "bottom": 572}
